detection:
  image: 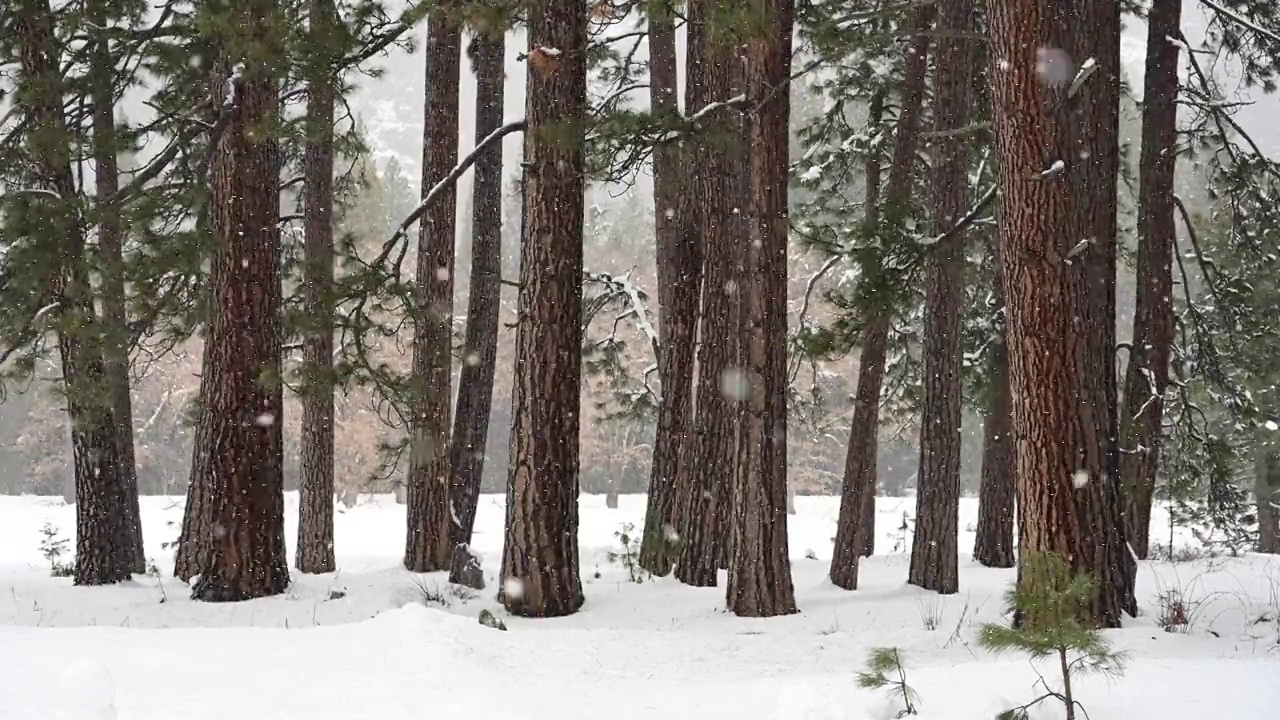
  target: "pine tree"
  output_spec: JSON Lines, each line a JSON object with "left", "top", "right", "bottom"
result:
{"left": 1119, "top": 0, "right": 1180, "bottom": 563}
{"left": 974, "top": 235, "right": 1015, "bottom": 568}
{"left": 448, "top": 21, "right": 508, "bottom": 553}
{"left": 978, "top": 553, "right": 1127, "bottom": 720}
{"left": 296, "top": 0, "right": 341, "bottom": 576}
{"left": 908, "top": 0, "right": 974, "bottom": 595}
{"left": 404, "top": 1, "right": 463, "bottom": 574}
{"left": 825, "top": 6, "right": 934, "bottom": 590}
{"left": 676, "top": 0, "right": 744, "bottom": 588}
{"left": 499, "top": 0, "right": 587, "bottom": 618}
{"left": 190, "top": 0, "right": 290, "bottom": 602}
{"left": 639, "top": 0, "right": 698, "bottom": 578}
{"left": 727, "top": 0, "right": 797, "bottom": 618}
{"left": 5, "top": 0, "right": 136, "bottom": 586}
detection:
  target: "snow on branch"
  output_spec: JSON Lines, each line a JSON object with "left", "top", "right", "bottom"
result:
{"left": 1200, "top": 0, "right": 1280, "bottom": 46}
{"left": 388, "top": 119, "right": 528, "bottom": 246}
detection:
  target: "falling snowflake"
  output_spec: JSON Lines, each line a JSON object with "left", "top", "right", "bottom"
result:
{"left": 464, "top": 351, "right": 481, "bottom": 367}
{"left": 255, "top": 412, "right": 276, "bottom": 427}
{"left": 1266, "top": 420, "right": 1278, "bottom": 431}
{"left": 503, "top": 576, "right": 524, "bottom": 601}
{"left": 1072, "top": 469, "right": 1090, "bottom": 489}
{"left": 212, "top": 522, "right": 227, "bottom": 540}
{"left": 720, "top": 368, "right": 750, "bottom": 402}
{"left": 1036, "top": 47, "right": 1074, "bottom": 87}
{"left": 663, "top": 523, "right": 679, "bottom": 543}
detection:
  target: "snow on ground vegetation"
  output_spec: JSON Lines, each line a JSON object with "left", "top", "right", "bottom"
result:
{"left": 1, "top": 493, "right": 1278, "bottom": 719}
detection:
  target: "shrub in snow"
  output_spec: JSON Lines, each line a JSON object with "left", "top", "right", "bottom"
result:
{"left": 408, "top": 577, "right": 450, "bottom": 608}
{"left": 978, "top": 553, "right": 1127, "bottom": 720}
{"left": 855, "top": 647, "right": 919, "bottom": 717}
{"left": 39, "top": 520, "right": 73, "bottom": 577}
{"left": 607, "top": 522, "right": 649, "bottom": 584}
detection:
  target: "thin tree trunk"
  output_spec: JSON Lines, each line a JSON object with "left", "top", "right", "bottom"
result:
{"left": 1121, "top": 0, "right": 1181, "bottom": 563}
{"left": 405, "top": 9, "right": 462, "bottom": 573}
{"left": 727, "top": 0, "right": 797, "bottom": 618}
{"left": 831, "top": 8, "right": 932, "bottom": 589}
{"left": 910, "top": 0, "right": 972, "bottom": 595}
{"left": 297, "top": 0, "right": 338, "bottom": 575}
{"left": 1068, "top": 0, "right": 1136, "bottom": 624}
{"left": 175, "top": 338, "right": 214, "bottom": 582}
{"left": 974, "top": 234, "right": 1015, "bottom": 568}
{"left": 89, "top": 0, "right": 145, "bottom": 574}
{"left": 1257, "top": 449, "right": 1280, "bottom": 554}
{"left": 498, "top": 0, "right": 587, "bottom": 618}
{"left": 676, "top": 0, "right": 739, "bottom": 587}
{"left": 15, "top": 0, "right": 134, "bottom": 586}
{"left": 190, "top": 0, "right": 290, "bottom": 601}
{"left": 448, "top": 29, "right": 505, "bottom": 553}
{"left": 639, "top": 0, "right": 699, "bottom": 578}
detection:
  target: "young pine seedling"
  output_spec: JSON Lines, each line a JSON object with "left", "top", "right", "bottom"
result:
{"left": 978, "top": 552, "right": 1127, "bottom": 720}
{"left": 856, "top": 647, "right": 919, "bottom": 717}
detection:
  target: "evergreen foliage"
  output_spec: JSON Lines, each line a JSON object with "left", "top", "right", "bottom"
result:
{"left": 855, "top": 647, "right": 919, "bottom": 718}
{"left": 979, "top": 553, "right": 1127, "bottom": 720}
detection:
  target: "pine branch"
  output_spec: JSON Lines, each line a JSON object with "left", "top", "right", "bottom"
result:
{"left": 1200, "top": 0, "right": 1280, "bottom": 46}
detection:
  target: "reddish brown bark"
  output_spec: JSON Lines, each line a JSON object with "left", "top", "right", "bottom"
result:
{"left": 191, "top": 0, "right": 290, "bottom": 601}
{"left": 640, "top": 1, "right": 701, "bottom": 577}
{"left": 676, "top": 0, "right": 741, "bottom": 587}
{"left": 297, "top": 0, "right": 338, "bottom": 575}
{"left": 448, "top": 29, "right": 506, "bottom": 552}
{"left": 909, "top": 0, "right": 974, "bottom": 595}
{"left": 728, "top": 0, "right": 797, "bottom": 618}
{"left": 498, "top": 0, "right": 587, "bottom": 618}
{"left": 405, "top": 10, "right": 462, "bottom": 573}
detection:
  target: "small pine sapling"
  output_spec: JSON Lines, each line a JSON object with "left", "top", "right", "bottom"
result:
{"left": 39, "top": 521, "right": 72, "bottom": 577}
{"left": 856, "top": 647, "right": 919, "bottom": 717}
{"left": 978, "top": 553, "right": 1127, "bottom": 720}
{"left": 607, "top": 522, "right": 649, "bottom": 583}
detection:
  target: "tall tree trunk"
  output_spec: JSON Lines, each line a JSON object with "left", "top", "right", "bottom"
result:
{"left": 15, "top": 0, "right": 134, "bottom": 586}
{"left": 1068, "top": 0, "right": 1136, "bottom": 624}
{"left": 1257, "top": 448, "right": 1280, "bottom": 554}
{"left": 448, "top": 29, "right": 506, "bottom": 553}
{"left": 830, "top": 9, "right": 932, "bottom": 589}
{"left": 89, "top": 0, "right": 145, "bottom": 574}
{"left": 639, "top": 1, "right": 700, "bottom": 577}
{"left": 405, "top": 9, "right": 462, "bottom": 573}
{"left": 974, "top": 234, "right": 1015, "bottom": 568}
{"left": 498, "top": 0, "right": 587, "bottom": 618}
{"left": 190, "top": 0, "right": 290, "bottom": 601}
{"left": 910, "top": 0, "right": 973, "bottom": 595}
{"left": 1121, "top": 0, "right": 1181, "bottom": 562}
{"left": 297, "top": 0, "right": 338, "bottom": 575}
{"left": 985, "top": 0, "right": 1119, "bottom": 628}
{"left": 675, "top": 0, "right": 739, "bottom": 587}
{"left": 727, "top": 0, "right": 797, "bottom": 618}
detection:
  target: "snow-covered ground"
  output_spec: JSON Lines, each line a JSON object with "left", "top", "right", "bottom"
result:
{"left": 0, "top": 493, "right": 1277, "bottom": 719}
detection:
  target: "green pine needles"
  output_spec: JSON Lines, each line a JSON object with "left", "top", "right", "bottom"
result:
{"left": 978, "top": 553, "right": 1128, "bottom": 720}
{"left": 856, "top": 647, "right": 919, "bottom": 718}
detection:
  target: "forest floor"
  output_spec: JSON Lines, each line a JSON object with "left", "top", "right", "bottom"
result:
{"left": 0, "top": 493, "right": 1278, "bottom": 719}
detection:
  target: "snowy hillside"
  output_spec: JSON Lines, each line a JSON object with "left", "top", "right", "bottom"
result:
{"left": 0, "top": 493, "right": 1277, "bottom": 719}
